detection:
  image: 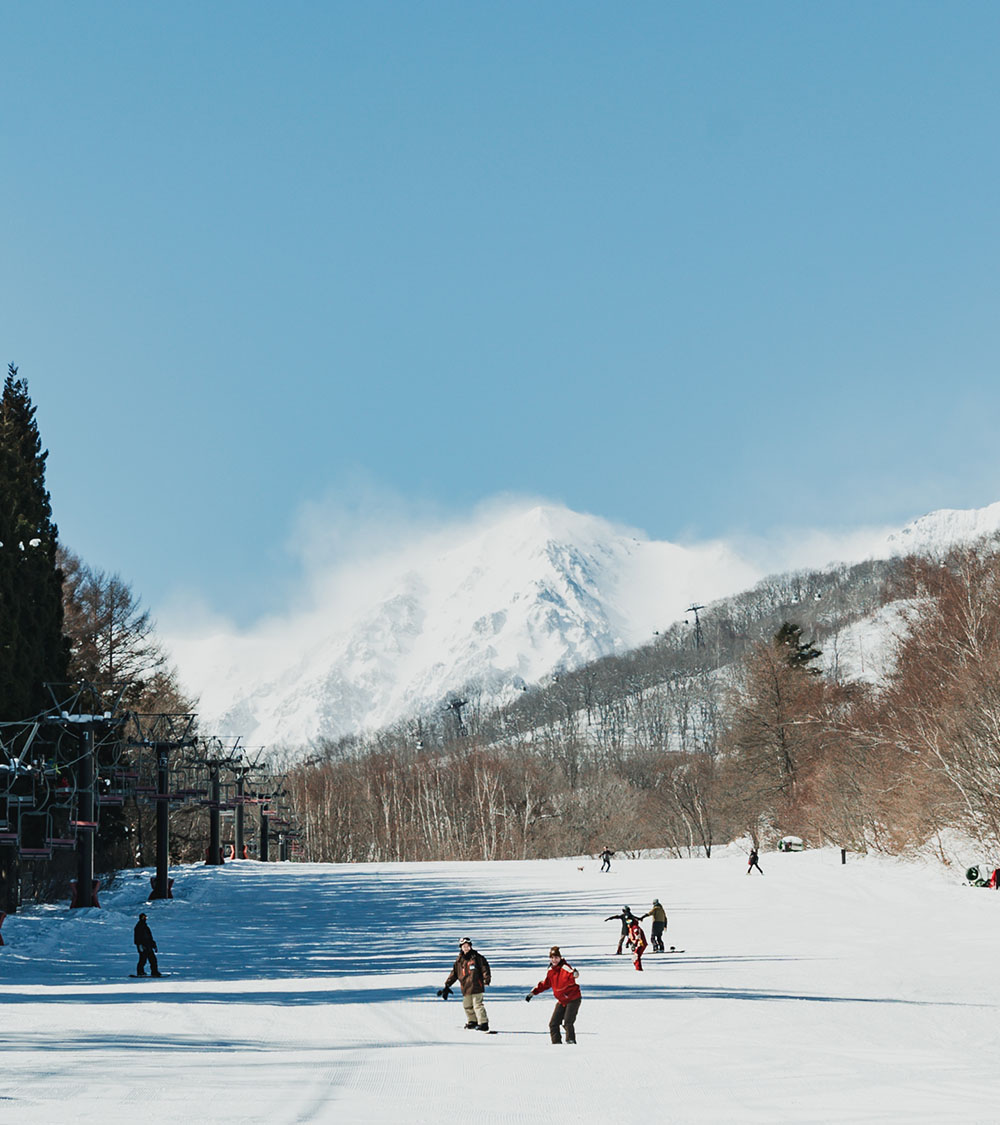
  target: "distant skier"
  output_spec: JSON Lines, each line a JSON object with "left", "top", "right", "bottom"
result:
{"left": 133, "top": 912, "right": 161, "bottom": 977}
{"left": 626, "top": 918, "right": 648, "bottom": 971}
{"left": 526, "top": 945, "right": 581, "bottom": 1044}
{"left": 748, "top": 848, "right": 764, "bottom": 875}
{"left": 641, "top": 899, "right": 667, "bottom": 952}
{"left": 438, "top": 936, "right": 492, "bottom": 1031}
{"left": 600, "top": 847, "right": 614, "bottom": 872}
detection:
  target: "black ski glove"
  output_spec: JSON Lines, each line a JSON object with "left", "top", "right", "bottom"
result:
{"left": 437, "top": 986, "right": 451, "bottom": 1000}
{"left": 525, "top": 993, "right": 533, "bottom": 1002}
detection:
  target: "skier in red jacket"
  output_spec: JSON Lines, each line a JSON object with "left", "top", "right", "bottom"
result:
{"left": 627, "top": 919, "right": 647, "bottom": 971}
{"left": 526, "top": 945, "right": 582, "bottom": 1044}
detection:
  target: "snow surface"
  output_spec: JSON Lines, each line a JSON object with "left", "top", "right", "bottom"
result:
{"left": 3, "top": 849, "right": 1000, "bottom": 1123}
{"left": 163, "top": 499, "right": 1000, "bottom": 751}
{"left": 820, "top": 599, "right": 926, "bottom": 687}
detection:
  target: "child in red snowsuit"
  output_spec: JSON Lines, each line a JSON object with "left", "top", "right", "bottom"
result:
{"left": 627, "top": 919, "right": 647, "bottom": 971}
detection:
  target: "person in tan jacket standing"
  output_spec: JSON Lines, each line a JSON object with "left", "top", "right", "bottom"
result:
{"left": 439, "top": 936, "right": 492, "bottom": 1031}
{"left": 641, "top": 899, "right": 667, "bottom": 952}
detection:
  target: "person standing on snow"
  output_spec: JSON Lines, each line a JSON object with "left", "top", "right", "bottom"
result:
{"left": 599, "top": 847, "right": 614, "bottom": 872}
{"left": 748, "top": 847, "right": 764, "bottom": 875}
{"left": 626, "top": 917, "right": 648, "bottom": 971}
{"left": 604, "top": 906, "right": 638, "bottom": 954}
{"left": 133, "top": 912, "right": 161, "bottom": 977}
{"left": 438, "top": 936, "right": 492, "bottom": 1031}
{"left": 641, "top": 899, "right": 667, "bottom": 952}
{"left": 526, "top": 945, "right": 581, "bottom": 1044}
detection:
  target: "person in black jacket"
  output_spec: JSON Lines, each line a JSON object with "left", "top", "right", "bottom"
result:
{"left": 133, "top": 912, "right": 161, "bottom": 977}
{"left": 604, "top": 906, "right": 638, "bottom": 954}
{"left": 438, "top": 936, "right": 491, "bottom": 1030}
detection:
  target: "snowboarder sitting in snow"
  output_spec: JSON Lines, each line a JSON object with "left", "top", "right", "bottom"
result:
{"left": 526, "top": 945, "right": 581, "bottom": 1044}
{"left": 626, "top": 918, "right": 648, "bottom": 971}
{"left": 133, "top": 912, "right": 161, "bottom": 977}
{"left": 604, "top": 906, "right": 639, "bottom": 954}
{"left": 641, "top": 898, "right": 667, "bottom": 952}
{"left": 438, "top": 936, "right": 491, "bottom": 1031}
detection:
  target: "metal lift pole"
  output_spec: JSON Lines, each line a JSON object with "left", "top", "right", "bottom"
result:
{"left": 234, "top": 771, "right": 245, "bottom": 859}
{"left": 151, "top": 746, "right": 171, "bottom": 899}
{"left": 72, "top": 724, "right": 95, "bottom": 908}
{"left": 207, "top": 763, "right": 222, "bottom": 865}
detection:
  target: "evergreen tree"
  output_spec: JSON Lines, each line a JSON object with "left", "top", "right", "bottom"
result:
{"left": 0, "top": 364, "right": 69, "bottom": 718}
{"left": 774, "top": 621, "right": 822, "bottom": 671}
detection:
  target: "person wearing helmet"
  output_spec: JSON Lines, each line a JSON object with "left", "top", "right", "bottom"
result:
{"left": 526, "top": 945, "right": 581, "bottom": 1044}
{"left": 641, "top": 898, "right": 668, "bottom": 952}
{"left": 438, "top": 937, "right": 492, "bottom": 1031}
{"left": 604, "top": 906, "right": 639, "bottom": 954}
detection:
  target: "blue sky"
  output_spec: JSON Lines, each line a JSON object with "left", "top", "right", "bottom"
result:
{"left": 4, "top": 2, "right": 1000, "bottom": 626}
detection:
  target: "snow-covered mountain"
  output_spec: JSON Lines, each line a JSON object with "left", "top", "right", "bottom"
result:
{"left": 167, "top": 504, "right": 761, "bottom": 747}
{"left": 879, "top": 499, "right": 1000, "bottom": 557}
{"left": 165, "top": 498, "right": 1000, "bottom": 749}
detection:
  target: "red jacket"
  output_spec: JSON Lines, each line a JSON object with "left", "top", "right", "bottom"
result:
{"left": 531, "top": 959, "right": 581, "bottom": 1004}
{"left": 627, "top": 922, "right": 647, "bottom": 956}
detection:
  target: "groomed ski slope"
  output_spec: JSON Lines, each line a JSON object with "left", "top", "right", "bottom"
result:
{"left": 2, "top": 847, "right": 1000, "bottom": 1123}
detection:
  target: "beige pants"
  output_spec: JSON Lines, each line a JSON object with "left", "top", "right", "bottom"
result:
{"left": 461, "top": 992, "right": 488, "bottom": 1026}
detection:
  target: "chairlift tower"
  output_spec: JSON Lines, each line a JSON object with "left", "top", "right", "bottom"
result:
{"left": 687, "top": 604, "right": 706, "bottom": 650}
{"left": 130, "top": 713, "right": 197, "bottom": 900}
{"left": 444, "top": 697, "right": 468, "bottom": 737}
{"left": 45, "top": 682, "right": 126, "bottom": 909}
{"left": 256, "top": 774, "right": 284, "bottom": 863}
{"left": 232, "top": 749, "right": 266, "bottom": 859}
{"left": 185, "top": 737, "right": 244, "bottom": 865}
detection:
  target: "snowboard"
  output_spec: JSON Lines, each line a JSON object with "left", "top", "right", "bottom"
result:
{"left": 129, "top": 973, "right": 171, "bottom": 978}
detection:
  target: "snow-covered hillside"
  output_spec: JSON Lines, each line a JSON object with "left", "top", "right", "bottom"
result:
{"left": 168, "top": 504, "right": 761, "bottom": 747}
{"left": 3, "top": 850, "right": 1000, "bottom": 1123}
{"left": 166, "top": 499, "right": 1000, "bottom": 749}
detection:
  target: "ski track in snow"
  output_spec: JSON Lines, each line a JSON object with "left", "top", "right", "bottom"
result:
{"left": 2, "top": 849, "right": 1000, "bottom": 1122}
